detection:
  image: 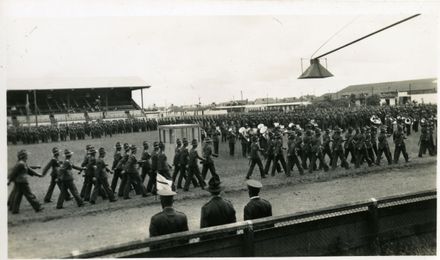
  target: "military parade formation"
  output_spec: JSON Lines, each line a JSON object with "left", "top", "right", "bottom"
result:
{"left": 6, "top": 103, "right": 437, "bottom": 239}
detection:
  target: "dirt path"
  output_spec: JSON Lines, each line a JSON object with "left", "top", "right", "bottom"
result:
{"left": 8, "top": 162, "right": 436, "bottom": 258}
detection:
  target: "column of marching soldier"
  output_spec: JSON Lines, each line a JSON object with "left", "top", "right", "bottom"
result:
{"left": 7, "top": 116, "right": 435, "bottom": 215}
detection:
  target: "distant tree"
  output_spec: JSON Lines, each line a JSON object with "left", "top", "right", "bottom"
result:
{"left": 366, "top": 94, "right": 380, "bottom": 106}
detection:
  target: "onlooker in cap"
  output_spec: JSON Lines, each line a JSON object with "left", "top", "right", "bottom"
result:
{"left": 244, "top": 180, "right": 272, "bottom": 221}
{"left": 200, "top": 178, "right": 236, "bottom": 228}
{"left": 149, "top": 190, "right": 189, "bottom": 237}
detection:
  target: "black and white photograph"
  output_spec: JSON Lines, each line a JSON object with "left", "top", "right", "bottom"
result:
{"left": 2, "top": 0, "right": 439, "bottom": 258}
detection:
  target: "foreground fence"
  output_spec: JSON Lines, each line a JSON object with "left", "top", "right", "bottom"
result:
{"left": 65, "top": 189, "right": 436, "bottom": 258}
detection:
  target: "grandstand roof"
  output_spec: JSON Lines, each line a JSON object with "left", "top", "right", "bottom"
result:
{"left": 7, "top": 77, "right": 150, "bottom": 91}
{"left": 338, "top": 78, "right": 437, "bottom": 95}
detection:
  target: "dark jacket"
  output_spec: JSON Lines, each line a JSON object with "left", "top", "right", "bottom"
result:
{"left": 200, "top": 196, "right": 236, "bottom": 228}
{"left": 149, "top": 207, "right": 189, "bottom": 237}
{"left": 244, "top": 197, "right": 273, "bottom": 221}
{"left": 9, "top": 160, "right": 39, "bottom": 183}
{"left": 42, "top": 158, "right": 61, "bottom": 177}
{"left": 59, "top": 159, "right": 83, "bottom": 181}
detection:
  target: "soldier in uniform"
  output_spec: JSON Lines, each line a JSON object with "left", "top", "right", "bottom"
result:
{"left": 376, "top": 127, "right": 392, "bottom": 165}
{"left": 201, "top": 137, "right": 219, "bottom": 181}
{"left": 322, "top": 129, "right": 333, "bottom": 165}
{"left": 158, "top": 142, "right": 172, "bottom": 180}
{"left": 354, "top": 128, "right": 373, "bottom": 168}
{"left": 365, "top": 128, "right": 376, "bottom": 164}
{"left": 302, "top": 129, "right": 313, "bottom": 170}
{"left": 309, "top": 129, "right": 329, "bottom": 173}
{"left": 246, "top": 135, "right": 266, "bottom": 179}
{"left": 212, "top": 126, "right": 221, "bottom": 155}
{"left": 270, "top": 134, "right": 288, "bottom": 176}
{"left": 149, "top": 190, "right": 189, "bottom": 237}
{"left": 286, "top": 133, "right": 304, "bottom": 176}
{"left": 171, "top": 139, "right": 183, "bottom": 189}
{"left": 140, "top": 141, "right": 152, "bottom": 183}
{"left": 330, "top": 127, "right": 350, "bottom": 170}
{"left": 200, "top": 178, "right": 236, "bottom": 228}
{"left": 117, "top": 143, "right": 131, "bottom": 197}
{"left": 393, "top": 125, "right": 409, "bottom": 163}
{"left": 240, "top": 132, "right": 249, "bottom": 158}
{"left": 147, "top": 142, "right": 159, "bottom": 195}
{"left": 82, "top": 147, "right": 98, "bottom": 201}
{"left": 227, "top": 129, "right": 236, "bottom": 156}
{"left": 244, "top": 180, "right": 272, "bottom": 221}
{"left": 344, "top": 127, "right": 356, "bottom": 165}
{"left": 177, "top": 138, "right": 199, "bottom": 189}
{"left": 56, "top": 149, "right": 85, "bottom": 209}
{"left": 183, "top": 139, "right": 206, "bottom": 192}
{"left": 42, "top": 147, "right": 72, "bottom": 203}
{"left": 123, "top": 145, "right": 148, "bottom": 199}
{"left": 90, "top": 148, "right": 117, "bottom": 204}
{"left": 111, "top": 142, "right": 123, "bottom": 193}
{"left": 8, "top": 150, "right": 44, "bottom": 214}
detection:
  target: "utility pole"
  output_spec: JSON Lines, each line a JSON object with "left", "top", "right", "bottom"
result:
{"left": 240, "top": 90, "right": 243, "bottom": 101}
{"left": 34, "top": 90, "right": 38, "bottom": 126}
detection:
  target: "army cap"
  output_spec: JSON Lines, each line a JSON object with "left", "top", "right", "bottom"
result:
{"left": 123, "top": 143, "right": 130, "bottom": 149}
{"left": 99, "top": 147, "right": 105, "bottom": 154}
{"left": 64, "top": 149, "right": 74, "bottom": 156}
{"left": 17, "top": 149, "right": 28, "bottom": 159}
{"left": 176, "top": 139, "right": 182, "bottom": 144}
{"left": 52, "top": 147, "right": 60, "bottom": 155}
{"left": 131, "top": 145, "right": 137, "bottom": 151}
{"left": 153, "top": 141, "right": 159, "bottom": 148}
{"left": 88, "top": 148, "right": 97, "bottom": 154}
{"left": 157, "top": 189, "right": 177, "bottom": 197}
{"left": 182, "top": 138, "right": 188, "bottom": 144}
{"left": 86, "top": 144, "right": 92, "bottom": 150}
{"left": 246, "top": 179, "right": 263, "bottom": 189}
{"left": 143, "top": 141, "right": 148, "bottom": 146}
{"left": 115, "top": 142, "right": 121, "bottom": 148}
{"left": 191, "top": 139, "right": 198, "bottom": 145}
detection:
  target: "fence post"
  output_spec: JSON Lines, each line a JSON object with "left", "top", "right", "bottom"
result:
{"left": 243, "top": 221, "right": 255, "bottom": 257}
{"left": 367, "top": 198, "right": 381, "bottom": 255}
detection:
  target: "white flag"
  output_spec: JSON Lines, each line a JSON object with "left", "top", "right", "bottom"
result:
{"left": 156, "top": 173, "right": 172, "bottom": 191}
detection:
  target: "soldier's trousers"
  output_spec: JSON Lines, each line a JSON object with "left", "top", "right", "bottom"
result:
{"left": 241, "top": 143, "right": 247, "bottom": 157}
{"left": 57, "top": 180, "right": 83, "bottom": 208}
{"left": 111, "top": 169, "right": 122, "bottom": 193}
{"left": 271, "top": 154, "right": 288, "bottom": 176}
{"left": 286, "top": 155, "right": 304, "bottom": 176}
{"left": 141, "top": 168, "right": 150, "bottom": 183}
{"left": 366, "top": 147, "right": 375, "bottom": 164}
{"left": 372, "top": 143, "right": 378, "bottom": 158}
{"left": 202, "top": 162, "right": 219, "bottom": 181}
{"left": 172, "top": 165, "right": 193, "bottom": 188}
{"left": 229, "top": 143, "right": 235, "bottom": 156}
{"left": 91, "top": 177, "right": 116, "bottom": 203}
{"left": 344, "top": 147, "right": 356, "bottom": 164}
{"left": 11, "top": 182, "right": 42, "bottom": 214}
{"left": 322, "top": 146, "right": 332, "bottom": 164}
{"left": 246, "top": 158, "right": 265, "bottom": 178}
{"left": 376, "top": 146, "right": 392, "bottom": 165}
{"left": 309, "top": 152, "right": 329, "bottom": 173}
{"left": 8, "top": 184, "right": 16, "bottom": 210}
{"left": 214, "top": 141, "right": 219, "bottom": 154}
{"left": 123, "top": 172, "right": 148, "bottom": 199}
{"left": 184, "top": 165, "right": 205, "bottom": 191}
{"left": 44, "top": 175, "right": 71, "bottom": 202}
{"left": 80, "top": 175, "right": 94, "bottom": 201}
{"left": 146, "top": 171, "right": 157, "bottom": 194}
{"left": 355, "top": 148, "right": 373, "bottom": 168}
{"left": 418, "top": 141, "right": 430, "bottom": 157}
{"left": 394, "top": 144, "right": 409, "bottom": 163}
{"left": 118, "top": 173, "right": 128, "bottom": 197}
{"left": 331, "top": 150, "right": 349, "bottom": 169}
{"left": 264, "top": 155, "right": 281, "bottom": 175}
{"left": 179, "top": 166, "right": 199, "bottom": 188}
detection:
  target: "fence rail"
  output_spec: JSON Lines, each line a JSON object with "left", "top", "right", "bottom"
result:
{"left": 64, "top": 189, "right": 436, "bottom": 258}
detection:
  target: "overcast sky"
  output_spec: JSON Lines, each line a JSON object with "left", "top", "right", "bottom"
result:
{"left": 4, "top": 1, "right": 439, "bottom": 107}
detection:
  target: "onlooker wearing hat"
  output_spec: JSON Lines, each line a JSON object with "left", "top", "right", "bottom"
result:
{"left": 200, "top": 178, "right": 236, "bottom": 228}
{"left": 8, "top": 150, "right": 44, "bottom": 214}
{"left": 201, "top": 137, "right": 219, "bottom": 181}
{"left": 149, "top": 190, "right": 189, "bottom": 237}
{"left": 246, "top": 135, "right": 266, "bottom": 179}
{"left": 41, "top": 147, "right": 72, "bottom": 203}
{"left": 376, "top": 127, "right": 392, "bottom": 165}
{"left": 90, "top": 148, "right": 117, "bottom": 204}
{"left": 183, "top": 139, "right": 206, "bottom": 191}
{"left": 111, "top": 142, "right": 123, "bottom": 193}
{"left": 56, "top": 149, "right": 85, "bottom": 209}
{"left": 244, "top": 180, "right": 272, "bottom": 221}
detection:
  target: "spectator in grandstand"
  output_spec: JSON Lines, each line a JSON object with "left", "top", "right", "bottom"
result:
{"left": 149, "top": 190, "right": 189, "bottom": 237}
{"left": 200, "top": 178, "right": 236, "bottom": 228}
{"left": 243, "top": 180, "right": 272, "bottom": 221}
{"left": 8, "top": 150, "right": 44, "bottom": 214}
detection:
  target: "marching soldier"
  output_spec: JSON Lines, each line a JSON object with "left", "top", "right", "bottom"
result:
{"left": 270, "top": 134, "right": 288, "bottom": 176}
{"left": 246, "top": 135, "right": 266, "bottom": 179}
{"left": 354, "top": 128, "right": 373, "bottom": 168}
{"left": 344, "top": 127, "right": 356, "bottom": 165}
{"left": 330, "top": 127, "right": 350, "bottom": 170}
{"left": 42, "top": 147, "right": 72, "bottom": 203}
{"left": 393, "top": 125, "right": 409, "bottom": 163}
{"left": 322, "top": 129, "right": 333, "bottom": 165}
{"left": 172, "top": 139, "right": 183, "bottom": 189}
{"left": 117, "top": 143, "right": 131, "bottom": 197}
{"left": 147, "top": 142, "right": 159, "bottom": 195}
{"left": 201, "top": 137, "right": 219, "bottom": 181}
{"left": 365, "top": 128, "right": 376, "bottom": 164}
{"left": 212, "top": 126, "right": 221, "bottom": 155}
{"left": 80, "top": 144, "right": 93, "bottom": 200}
{"left": 183, "top": 139, "right": 206, "bottom": 192}
{"left": 286, "top": 133, "right": 304, "bottom": 176}
{"left": 309, "top": 129, "right": 329, "bottom": 173}
{"left": 90, "top": 148, "right": 117, "bottom": 204}
{"left": 177, "top": 138, "right": 199, "bottom": 189}
{"left": 376, "top": 127, "right": 392, "bottom": 165}
{"left": 158, "top": 142, "right": 172, "bottom": 180}
{"left": 82, "top": 147, "right": 99, "bottom": 201}
{"left": 141, "top": 141, "right": 152, "bottom": 183}
{"left": 227, "top": 129, "right": 236, "bottom": 156}
{"left": 200, "top": 178, "right": 236, "bottom": 228}
{"left": 56, "top": 149, "right": 85, "bottom": 209}
{"left": 8, "top": 150, "right": 44, "bottom": 214}
{"left": 123, "top": 145, "right": 148, "bottom": 199}
{"left": 111, "top": 142, "right": 123, "bottom": 193}
{"left": 370, "top": 126, "right": 379, "bottom": 158}
{"left": 149, "top": 190, "right": 189, "bottom": 237}
{"left": 302, "top": 129, "right": 313, "bottom": 170}
{"left": 240, "top": 132, "right": 249, "bottom": 158}
{"left": 244, "top": 180, "right": 272, "bottom": 221}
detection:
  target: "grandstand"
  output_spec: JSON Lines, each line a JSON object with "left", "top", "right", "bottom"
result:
{"left": 6, "top": 77, "right": 151, "bottom": 125}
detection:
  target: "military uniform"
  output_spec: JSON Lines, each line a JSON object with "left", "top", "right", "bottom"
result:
{"left": 270, "top": 135, "right": 288, "bottom": 176}
{"left": 111, "top": 144, "right": 123, "bottom": 193}
{"left": 42, "top": 149, "right": 71, "bottom": 202}
{"left": 286, "top": 135, "right": 304, "bottom": 176}
{"left": 330, "top": 128, "right": 350, "bottom": 170}
{"left": 393, "top": 127, "right": 409, "bottom": 163}
{"left": 376, "top": 128, "right": 392, "bottom": 165}
{"left": 183, "top": 141, "right": 206, "bottom": 191}
{"left": 246, "top": 138, "right": 266, "bottom": 179}
{"left": 227, "top": 131, "right": 236, "bottom": 156}
{"left": 90, "top": 149, "right": 116, "bottom": 203}
{"left": 149, "top": 207, "right": 189, "bottom": 237}
{"left": 201, "top": 140, "right": 219, "bottom": 181}
{"left": 200, "top": 196, "right": 236, "bottom": 228}
{"left": 56, "top": 150, "right": 84, "bottom": 209}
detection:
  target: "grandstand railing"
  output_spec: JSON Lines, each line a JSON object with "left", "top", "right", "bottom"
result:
{"left": 63, "top": 189, "right": 436, "bottom": 258}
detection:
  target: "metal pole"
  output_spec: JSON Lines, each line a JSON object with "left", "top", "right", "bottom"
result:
{"left": 141, "top": 88, "right": 144, "bottom": 111}
{"left": 34, "top": 90, "right": 38, "bottom": 126}
{"left": 316, "top": 14, "right": 420, "bottom": 59}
